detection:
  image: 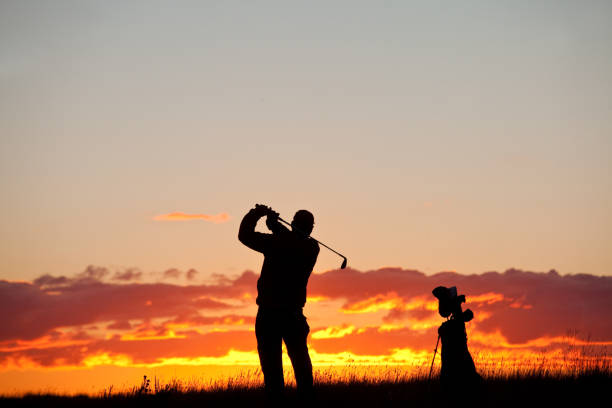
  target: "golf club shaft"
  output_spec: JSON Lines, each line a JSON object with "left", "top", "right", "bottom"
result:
{"left": 277, "top": 217, "right": 347, "bottom": 263}
{"left": 428, "top": 334, "right": 441, "bottom": 380}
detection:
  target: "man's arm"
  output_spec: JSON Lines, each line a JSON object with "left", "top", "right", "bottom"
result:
{"left": 238, "top": 205, "right": 274, "bottom": 253}
{"left": 305, "top": 241, "right": 320, "bottom": 272}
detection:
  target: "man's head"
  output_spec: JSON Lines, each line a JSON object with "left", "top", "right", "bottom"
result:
{"left": 291, "top": 210, "right": 314, "bottom": 236}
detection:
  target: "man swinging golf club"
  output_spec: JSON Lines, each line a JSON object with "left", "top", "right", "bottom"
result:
{"left": 238, "top": 204, "right": 321, "bottom": 402}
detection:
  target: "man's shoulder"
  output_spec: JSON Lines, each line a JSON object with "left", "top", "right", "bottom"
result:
{"left": 307, "top": 238, "right": 320, "bottom": 251}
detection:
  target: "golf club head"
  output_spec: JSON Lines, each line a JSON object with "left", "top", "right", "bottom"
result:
{"left": 340, "top": 258, "right": 347, "bottom": 269}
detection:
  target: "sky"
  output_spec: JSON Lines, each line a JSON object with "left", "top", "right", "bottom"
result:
{"left": 1, "top": 0, "right": 611, "bottom": 395}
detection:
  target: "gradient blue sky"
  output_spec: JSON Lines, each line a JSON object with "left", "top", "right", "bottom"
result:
{"left": 1, "top": 0, "right": 611, "bottom": 281}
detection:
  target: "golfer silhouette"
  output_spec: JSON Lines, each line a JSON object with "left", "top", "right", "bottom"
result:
{"left": 239, "top": 204, "right": 319, "bottom": 402}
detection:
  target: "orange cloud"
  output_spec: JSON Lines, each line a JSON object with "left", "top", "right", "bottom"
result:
{"left": 341, "top": 292, "right": 405, "bottom": 314}
{"left": 153, "top": 212, "right": 231, "bottom": 223}
{"left": 120, "top": 330, "right": 186, "bottom": 342}
{"left": 311, "top": 325, "right": 356, "bottom": 339}
{"left": 1, "top": 266, "right": 611, "bottom": 380}
{"left": 341, "top": 292, "right": 437, "bottom": 314}
{"left": 469, "top": 292, "right": 506, "bottom": 304}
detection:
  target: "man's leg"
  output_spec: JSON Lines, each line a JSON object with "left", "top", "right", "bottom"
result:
{"left": 255, "top": 308, "right": 284, "bottom": 397}
{"left": 283, "top": 311, "right": 314, "bottom": 397}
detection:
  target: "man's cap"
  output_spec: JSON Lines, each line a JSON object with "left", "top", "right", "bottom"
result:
{"left": 293, "top": 210, "right": 314, "bottom": 226}
{"left": 292, "top": 210, "right": 315, "bottom": 235}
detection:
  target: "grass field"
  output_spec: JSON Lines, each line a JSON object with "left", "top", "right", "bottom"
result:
{"left": 1, "top": 361, "right": 609, "bottom": 408}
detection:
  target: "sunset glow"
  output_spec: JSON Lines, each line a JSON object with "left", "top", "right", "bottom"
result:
{"left": 1, "top": 0, "right": 610, "bottom": 398}
{"left": 1, "top": 267, "right": 610, "bottom": 394}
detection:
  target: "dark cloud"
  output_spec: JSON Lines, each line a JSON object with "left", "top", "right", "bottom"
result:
{"left": 169, "top": 313, "right": 255, "bottom": 326}
{"left": 192, "top": 298, "right": 235, "bottom": 309}
{"left": 107, "top": 321, "right": 132, "bottom": 330}
{"left": 0, "top": 268, "right": 257, "bottom": 342}
{"left": 1, "top": 266, "right": 610, "bottom": 369}
{"left": 32, "top": 275, "right": 70, "bottom": 287}
{"left": 78, "top": 265, "right": 109, "bottom": 281}
{"left": 32, "top": 265, "right": 110, "bottom": 288}
{"left": 186, "top": 269, "right": 198, "bottom": 280}
{"left": 112, "top": 269, "right": 143, "bottom": 281}
{"left": 308, "top": 268, "right": 612, "bottom": 343}
{"left": 163, "top": 268, "right": 181, "bottom": 279}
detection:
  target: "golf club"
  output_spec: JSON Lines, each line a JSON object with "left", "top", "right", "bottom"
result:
{"left": 428, "top": 334, "right": 441, "bottom": 381}
{"left": 276, "top": 217, "right": 348, "bottom": 269}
